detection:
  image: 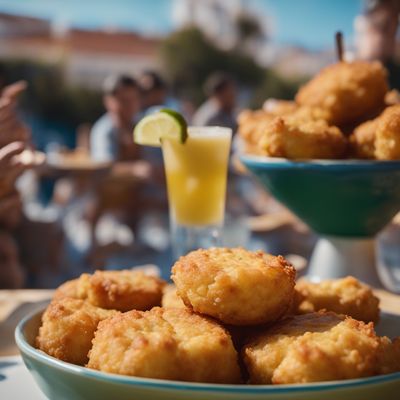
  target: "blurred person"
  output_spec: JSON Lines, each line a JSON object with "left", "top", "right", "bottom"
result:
{"left": 193, "top": 72, "right": 238, "bottom": 131}
{"left": 0, "top": 141, "right": 26, "bottom": 198}
{"left": 355, "top": 0, "right": 400, "bottom": 89}
{"left": 139, "top": 70, "right": 168, "bottom": 114}
{"left": 0, "top": 189, "right": 24, "bottom": 288}
{"left": 138, "top": 70, "right": 185, "bottom": 119}
{"left": 0, "top": 81, "right": 30, "bottom": 288}
{"left": 88, "top": 75, "right": 166, "bottom": 265}
{"left": 0, "top": 230, "right": 24, "bottom": 288}
{"left": 90, "top": 74, "right": 141, "bottom": 162}
{"left": 0, "top": 82, "right": 30, "bottom": 147}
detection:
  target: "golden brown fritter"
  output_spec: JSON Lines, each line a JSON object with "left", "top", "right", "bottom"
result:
{"left": 349, "top": 104, "right": 400, "bottom": 159}
{"left": 237, "top": 109, "right": 276, "bottom": 149}
{"left": 237, "top": 103, "right": 336, "bottom": 159}
{"left": 243, "top": 311, "right": 382, "bottom": 384}
{"left": 53, "top": 278, "right": 80, "bottom": 300}
{"left": 375, "top": 105, "right": 400, "bottom": 160}
{"left": 350, "top": 118, "right": 378, "bottom": 159}
{"left": 377, "top": 337, "right": 400, "bottom": 375}
{"left": 262, "top": 99, "right": 298, "bottom": 115}
{"left": 237, "top": 102, "right": 300, "bottom": 149}
{"left": 385, "top": 89, "right": 400, "bottom": 106}
{"left": 161, "top": 284, "right": 186, "bottom": 309}
{"left": 258, "top": 116, "right": 347, "bottom": 159}
{"left": 296, "top": 61, "right": 388, "bottom": 126}
{"left": 294, "top": 276, "right": 380, "bottom": 323}
{"left": 171, "top": 247, "right": 296, "bottom": 326}
{"left": 87, "top": 307, "right": 241, "bottom": 383}
{"left": 36, "top": 297, "right": 117, "bottom": 365}
{"left": 85, "top": 270, "right": 164, "bottom": 312}
{"left": 290, "top": 105, "right": 332, "bottom": 123}
{"left": 59, "top": 270, "right": 165, "bottom": 312}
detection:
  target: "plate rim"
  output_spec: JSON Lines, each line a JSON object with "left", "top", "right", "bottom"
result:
{"left": 239, "top": 154, "right": 400, "bottom": 170}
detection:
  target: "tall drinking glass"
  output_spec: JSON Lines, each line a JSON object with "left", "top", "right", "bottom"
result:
{"left": 161, "top": 126, "right": 232, "bottom": 258}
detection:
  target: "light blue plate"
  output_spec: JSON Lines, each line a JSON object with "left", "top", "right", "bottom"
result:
{"left": 15, "top": 308, "right": 400, "bottom": 400}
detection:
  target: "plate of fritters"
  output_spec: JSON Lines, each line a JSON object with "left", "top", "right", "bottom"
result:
{"left": 238, "top": 60, "right": 400, "bottom": 161}
{"left": 15, "top": 248, "right": 400, "bottom": 400}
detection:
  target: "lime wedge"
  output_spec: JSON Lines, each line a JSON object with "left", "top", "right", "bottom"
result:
{"left": 134, "top": 109, "right": 188, "bottom": 146}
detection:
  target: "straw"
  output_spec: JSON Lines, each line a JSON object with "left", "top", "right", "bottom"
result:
{"left": 335, "top": 31, "right": 344, "bottom": 62}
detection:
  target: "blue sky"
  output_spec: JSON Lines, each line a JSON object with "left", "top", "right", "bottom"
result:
{"left": 0, "top": 0, "right": 363, "bottom": 49}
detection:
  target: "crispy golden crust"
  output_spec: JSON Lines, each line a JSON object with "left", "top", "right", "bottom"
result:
{"left": 258, "top": 117, "right": 347, "bottom": 159}
{"left": 237, "top": 110, "right": 276, "bottom": 147}
{"left": 263, "top": 99, "right": 298, "bottom": 115}
{"left": 296, "top": 61, "right": 388, "bottom": 126}
{"left": 350, "top": 119, "right": 378, "bottom": 159}
{"left": 72, "top": 270, "right": 165, "bottom": 312}
{"left": 377, "top": 337, "right": 400, "bottom": 375}
{"left": 375, "top": 105, "right": 400, "bottom": 160}
{"left": 385, "top": 89, "right": 400, "bottom": 106}
{"left": 243, "top": 311, "right": 382, "bottom": 384}
{"left": 161, "top": 284, "right": 186, "bottom": 309}
{"left": 87, "top": 307, "right": 241, "bottom": 383}
{"left": 171, "top": 247, "right": 296, "bottom": 326}
{"left": 294, "top": 276, "right": 380, "bottom": 323}
{"left": 349, "top": 104, "right": 400, "bottom": 160}
{"left": 36, "top": 297, "right": 117, "bottom": 365}
{"left": 53, "top": 278, "right": 80, "bottom": 300}
{"left": 237, "top": 102, "right": 300, "bottom": 149}
{"left": 290, "top": 106, "right": 332, "bottom": 123}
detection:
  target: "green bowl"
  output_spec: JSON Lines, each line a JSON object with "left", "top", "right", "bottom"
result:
{"left": 15, "top": 308, "right": 400, "bottom": 400}
{"left": 240, "top": 155, "right": 400, "bottom": 237}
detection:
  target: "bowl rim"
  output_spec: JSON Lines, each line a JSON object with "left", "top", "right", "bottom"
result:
{"left": 15, "top": 307, "right": 400, "bottom": 394}
{"left": 240, "top": 154, "right": 400, "bottom": 170}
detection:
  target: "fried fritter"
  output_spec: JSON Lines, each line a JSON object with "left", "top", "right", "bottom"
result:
{"left": 243, "top": 311, "right": 382, "bottom": 384}
{"left": 87, "top": 307, "right": 241, "bottom": 383}
{"left": 375, "top": 105, "right": 400, "bottom": 160}
{"left": 385, "top": 89, "right": 400, "bottom": 106}
{"left": 36, "top": 297, "right": 117, "bottom": 365}
{"left": 53, "top": 278, "right": 80, "bottom": 300}
{"left": 377, "top": 336, "right": 400, "bottom": 375}
{"left": 262, "top": 99, "right": 298, "bottom": 115}
{"left": 294, "top": 276, "right": 380, "bottom": 323}
{"left": 237, "top": 109, "right": 276, "bottom": 148}
{"left": 238, "top": 102, "right": 300, "bottom": 149}
{"left": 55, "top": 270, "right": 165, "bottom": 312}
{"left": 237, "top": 102, "right": 336, "bottom": 159}
{"left": 258, "top": 116, "right": 347, "bottom": 159}
{"left": 350, "top": 118, "right": 378, "bottom": 159}
{"left": 86, "top": 270, "right": 164, "bottom": 311}
{"left": 349, "top": 104, "right": 400, "bottom": 159}
{"left": 161, "top": 284, "right": 186, "bottom": 309}
{"left": 296, "top": 61, "right": 388, "bottom": 126}
{"left": 290, "top": 105, "right": 332, "bottom": 123}
{"left": 171, "top": 247, "right": 296, "bottom": 326}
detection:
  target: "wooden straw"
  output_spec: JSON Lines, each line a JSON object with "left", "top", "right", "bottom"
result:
{"left": 335, "top": 31, "right": 344, "bottom": 62}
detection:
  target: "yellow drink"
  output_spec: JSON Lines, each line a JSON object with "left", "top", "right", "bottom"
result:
{"left": 162, "top": 127, "right": 231, "bottom": 226}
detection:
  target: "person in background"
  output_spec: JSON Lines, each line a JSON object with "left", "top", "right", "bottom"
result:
{"left": 88, "top": 74, "right": 165, "bottom": 265}
{"left": 90, "top": 74, "right": 142, "bottom": 162}
{"left": 192, "top": 72, "right": 238, "bottom": 131}
{"left": 138, "top": 70, "right": 185, "bottom": 118}
{"left": 0, "top": 81, "right": 30, "bottom": 288}
{"left": 139, "top": 71, "right": 168, "bottom": 114}
{"left": 355, "top": 0, "right": 400, "bottom": 89}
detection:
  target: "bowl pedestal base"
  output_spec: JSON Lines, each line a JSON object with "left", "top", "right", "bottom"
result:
{"left": 307, "top": 236, "right": 382, "bottom": 288}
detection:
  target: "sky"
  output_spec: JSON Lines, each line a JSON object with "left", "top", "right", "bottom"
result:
{"left": 0, "top": 0, "right": 364, "bottom": 49}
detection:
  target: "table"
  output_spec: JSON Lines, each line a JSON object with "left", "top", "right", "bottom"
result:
{"left": 0, "top": 290, "right": 53, "bottom": 356}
